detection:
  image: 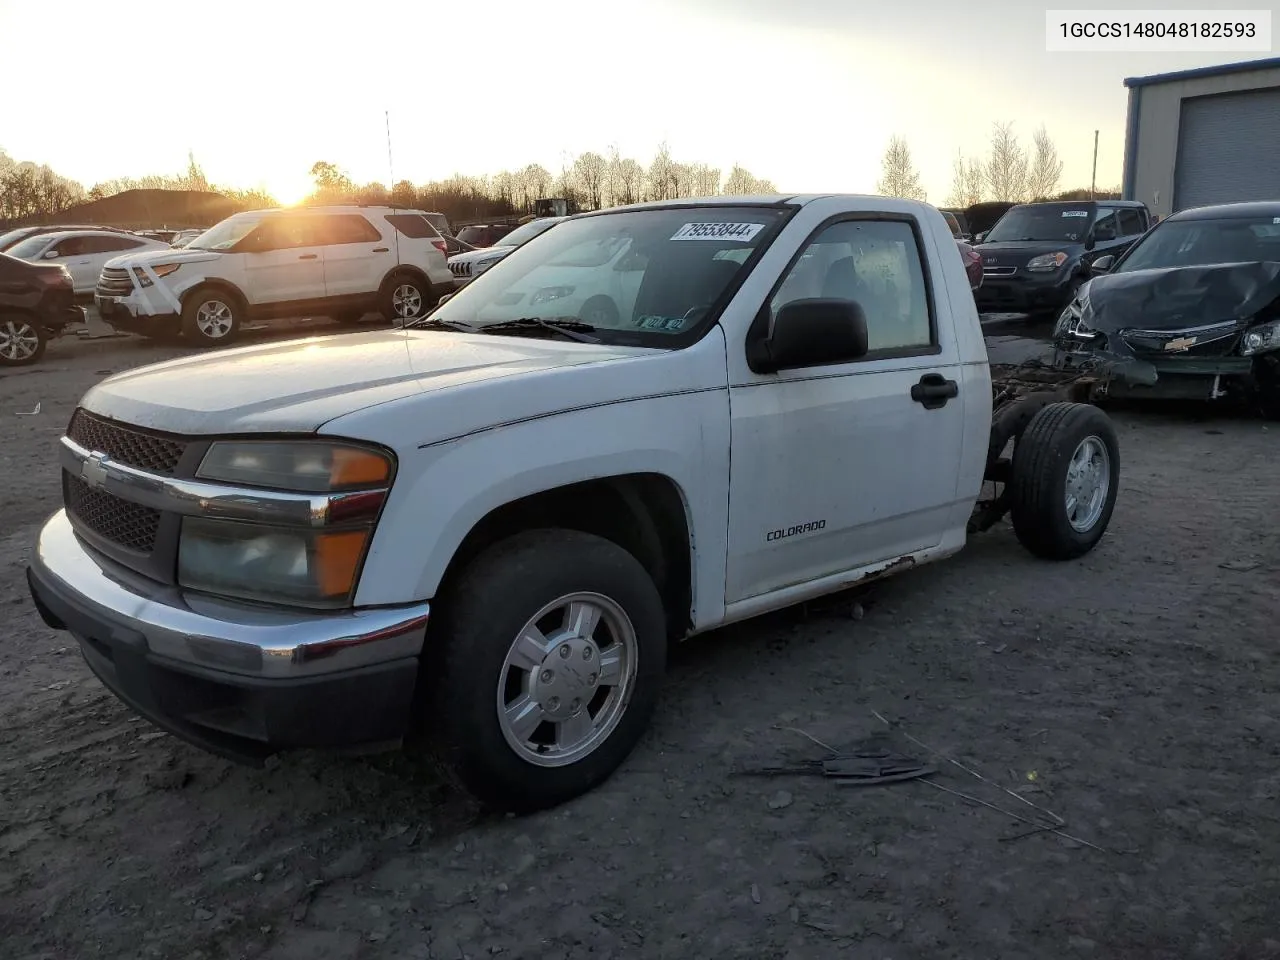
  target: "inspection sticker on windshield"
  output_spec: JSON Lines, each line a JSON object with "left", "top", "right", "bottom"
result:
{"left": 1062, "top": 211, "right": 1089, "bottom": 217}
{"left": 671, "top": 222, "right": 765, "bottom": 242}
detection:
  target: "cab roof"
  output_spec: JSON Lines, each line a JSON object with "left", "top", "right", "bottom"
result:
{"left": 1167, "top": 201, "right": 1280, "bottom": 221}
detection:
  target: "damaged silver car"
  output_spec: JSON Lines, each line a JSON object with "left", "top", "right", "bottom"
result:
{"left": 1054, "top": 202, "right": 1280, "bottom": 417}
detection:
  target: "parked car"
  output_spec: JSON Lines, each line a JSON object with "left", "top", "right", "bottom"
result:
{"left": 940, "top": 207, "right": 972, "bottom": 241}
{"left": 965, "top": 201, "right": 1017, "bottom": 242}
{"left": 169, "top": 229, "right": 205, "bottom": 249}
{"left": 1055, "top": 201, "right": 1280, "bottom": 416}
{"left": 6, "top": 229, "right": 171, "bottom": 300}
{"left": 442, "top": 233, "right": 477, "bottom": 256}
{"left": 0, "top": 251, "right": 85, "bottom": 366}
{"left": 28, "top": 195, "right": 1122, "bottom": 815}
{"left": 421, "top": 212, "right": 453, "bottom": 237}
{"left": 957, "top": 239, "right": 982, "bottom": 291}
{"left": 93, "top": 205, "right": 453, "bottom": 346}
{"left": 973, "top": 200, "right": 1151, "bottom": 316}
{"left": 455, "top": 223, "right": 518, "bottom": 248}
{"left": 0, "top": 223, "right": 137, "bottom": 254}
{"left": 447, "top": 217, "right": 566, "bottom": 289}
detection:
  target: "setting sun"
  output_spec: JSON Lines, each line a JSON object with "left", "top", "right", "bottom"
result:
{"left": 263, "top": 173, "right": 314, "bottom": 207}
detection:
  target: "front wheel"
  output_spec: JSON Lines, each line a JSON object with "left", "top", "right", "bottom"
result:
{"left": 181, "top": 289, "right": 241, "bottom": 347}
{"left": 0, "top": 317, "right": 46, "bottom": 366}
{"left": 1009, "top": 401, "right": 1120, "bottom": 560}
{"left": 423, "top": 529, "right": 667, "bottom": 812}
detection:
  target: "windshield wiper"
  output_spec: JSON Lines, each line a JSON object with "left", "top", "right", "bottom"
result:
{"left": 479, "top": 317, "right": 600, "bottom": 343}
{"left": 404, "top": 317, "right": 479, "bottom": 332}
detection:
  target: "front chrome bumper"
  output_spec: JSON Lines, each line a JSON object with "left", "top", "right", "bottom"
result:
{"left": 27, "top": 510, "right": 430, "bottom": 761}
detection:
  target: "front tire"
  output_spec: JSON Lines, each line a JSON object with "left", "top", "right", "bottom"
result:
{"left": 424, "top": 529, "right": 667, "bottom": 813}
{"left": 0, "top": 317, "right": 46, "bottom": 366}
{"left": 181, "top": 288, "right": 241, "bottom": 347}
{"left": 1009, "top": 401, "right": 1120, "bottom": 560}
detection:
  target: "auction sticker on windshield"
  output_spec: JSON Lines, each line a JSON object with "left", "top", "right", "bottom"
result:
{"left": 1062, "top": 211, "right": 1089, "bottom": 217}
{"left": 671, "top": 222, "right": 765, "bottom": 241}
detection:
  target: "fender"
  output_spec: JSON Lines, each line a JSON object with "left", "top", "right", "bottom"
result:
{"left": 347, "top": 390, "right": 732, "bottom": 629}
{"left": 379, "top": 263, "right": 432, "bottom": 293}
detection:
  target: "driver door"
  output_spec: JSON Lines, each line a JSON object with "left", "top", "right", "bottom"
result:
{"left": 242, "top": 215, "right": 326, "bottom": 304}
{"left": 724, "top": 215, "right": 971, "bottom": 604}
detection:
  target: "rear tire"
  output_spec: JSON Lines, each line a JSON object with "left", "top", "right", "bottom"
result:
{"left": 181, "top": 288, "right": 241, "bottom": 347}
{"left": 422, "top": 529, "right": 667, "bottom": 813}
{"left": 0, "top": 316, "right": 46, "bottom": 366}
{"left": 379, "top": 274, "right": 433, "bottom": 325}
{"left": 1009, "top": 401, "right": 1119, "bottom": 560}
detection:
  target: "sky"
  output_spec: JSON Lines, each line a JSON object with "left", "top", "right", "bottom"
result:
{"left": 0, "top": 0, "right": 1272, "bottom": 204}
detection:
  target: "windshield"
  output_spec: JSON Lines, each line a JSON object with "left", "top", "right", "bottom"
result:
{"left": 494, "top": 219, "right": 560, "bottom": 248}
{"left": 7, "top": 235, "right": 53, "bottom": 259}
{"left": 425, "top": 205, "right": 791, "bottom": 347}
{"left": 1116, "top": 217, "right": 1280, "bottom": 273}
{"left": 984, "top": 205, "right": 1094, "bottom": 243}
{"left": 187, "top": 216, "right": 263, "bottom": 251}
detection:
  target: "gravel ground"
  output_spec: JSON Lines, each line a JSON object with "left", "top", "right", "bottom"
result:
{"left": 3, "top": 321, "right": 1279, "bottom": 960}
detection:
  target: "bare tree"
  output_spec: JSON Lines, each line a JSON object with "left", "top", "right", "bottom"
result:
{"left": 1025, "top": 125, "right": 1064, "bottom": 201}
{"left": 390, "top": 179, "right": 417, "bottom": 207}
{"left": 573, "top": 151, "right": 607, "bottom": 209}
{"left": 983, "top": 122, "right": 1029, "bottom": 203}
{"left": 875, "top": 136, "right": 927, "bottom": 201}
{"left": 646, "top": 142, "right": 677, "bottom": 202}
{"left": 616, "top": 157, "right": 644, "bottom": 205}
{"left": 723, "top": 163, "right": 772, "bottom": 195}
{"left": 945, "top": 152, "right": 985, "bottom": 207}
{"left": 521, "top": 163, "right": 551, "bottom": 208}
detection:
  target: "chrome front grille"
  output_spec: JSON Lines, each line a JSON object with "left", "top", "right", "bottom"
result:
{"left": 63, "top": 474, "right": 161, "bottom": 554}
{"left": 67, "top": 409, "right": 187, "bottom": 475}
{"left": 449, "top": 261, "right": 473, "bottom": 278}
{"left": 982, "top": 266, "right": 1017, "bottom": 277}
{"left": 96, "top": 267, "right": 135, "bottom": 297}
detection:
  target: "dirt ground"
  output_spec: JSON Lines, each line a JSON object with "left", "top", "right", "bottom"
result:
{"left": 3, "top": 322, "right": 1279, "bottom": 960}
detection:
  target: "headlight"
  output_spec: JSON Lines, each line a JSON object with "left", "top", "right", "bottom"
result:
{"left": 1026, "top": 252, "right": 1068, "bottom": 272}
{"left": 133, "top": 263, "right": 182, "bottom": 288}
{"left": 197, "top": 440, "right": 392, "bottom": 492}
{"left": 1054, "top": 296, "right": 1094, "bottom": 339}
{"left": 178, "top": 518, "right": 371, "bottom": 607}
{"left": 474, "top": 257, "right": 502, "bottom": 274}
{"left": 530, "top": 285, "right": 575, "bottom": 304}
{"left": 1240, "top": 319, "right": 1280, "bottom": 356}
{"left": 180, "top": 440, "right": 394, "bottom": 607}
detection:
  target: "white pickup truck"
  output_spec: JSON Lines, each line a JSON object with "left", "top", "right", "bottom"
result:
{"left": 28, "top": 195, "right": 1120, "bottom": 812}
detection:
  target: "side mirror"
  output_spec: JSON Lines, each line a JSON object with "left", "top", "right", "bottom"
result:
{"left": 753, "top": 299, "right": 869, "bottom": 373}
{"left": 974, "top": 232, "right": 987, "bottom": 244}
{"left": 43, "top": 249, "right": 60, "bottom": 259}
{"left": 437, "top": 292, "right": 455, "bottom": 306}
{"left": 1091, "top": 255, "right": 1115, "bottom": 274}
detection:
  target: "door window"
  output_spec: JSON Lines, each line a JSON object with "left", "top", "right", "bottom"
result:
{"left": 49, "top": 236, "right": 91, "bottom": 257}
{"left": 1116, "top": 208, "right": 1146, "bottom": 237}
{"left": 252, "top": 217, "right": 319, "bottom": 251}
{"left": 1092, "top": 210, "right": 1118, "bottom": 242}
{"left": 83, "top": 235, "right": 145, "bottom": 254}
{"left": 769, "top": 219, "right": 934, "bottom": 354}
{"left": 314, "top": 214, "right": 382, "bottom": 245}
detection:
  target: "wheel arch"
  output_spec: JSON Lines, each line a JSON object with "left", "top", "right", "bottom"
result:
{"left": 181, "top": 278, "right": 249, "bottom": 314}
{"left": 435, "top": 473, "right": 696, "bottom": 642}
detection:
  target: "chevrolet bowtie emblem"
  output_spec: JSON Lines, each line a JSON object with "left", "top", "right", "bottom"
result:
{"left": 1164, "top": 336, "right": 1198, "bottom": 352}
{"left": 80, "top": 452, "right": 109, "bottom": 489}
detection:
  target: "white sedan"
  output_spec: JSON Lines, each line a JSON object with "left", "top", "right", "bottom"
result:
{"left": 5, "top": 229, "right": 170, "bottom": 297}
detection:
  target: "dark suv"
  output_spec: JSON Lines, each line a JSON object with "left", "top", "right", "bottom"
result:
{"left": 974, "top": 200, "right": 1151, "bottom": 316}
{"left": 0, "top": 252, "right": 84, "bottom": 366}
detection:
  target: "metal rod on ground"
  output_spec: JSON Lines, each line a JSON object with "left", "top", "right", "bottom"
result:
{"left": 1091, "top": 130, "right": 1099, "bottom": 199}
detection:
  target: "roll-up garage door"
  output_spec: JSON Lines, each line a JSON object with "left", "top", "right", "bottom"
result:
{"left": 1173, "top": 86, "right": 1280, "bottom": 212}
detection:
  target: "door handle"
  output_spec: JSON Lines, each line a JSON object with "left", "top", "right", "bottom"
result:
{"left": 298, "top": 254, "right": 318, "bottom": 260}
{"left": 372, "top": 247, "right": 389, "bottom": 253}
{"left": 910, "top": 373, "right": 959, "bottom": 410}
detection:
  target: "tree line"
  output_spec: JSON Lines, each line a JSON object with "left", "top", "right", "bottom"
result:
{"left": 305, "top": 142, "right": 777, "bottom": 223}
{"left": 875, "top": 122, "right": 1121, "bottom": 206}
{"left": 0, "top": 142, "right": 778, "bottom": 227}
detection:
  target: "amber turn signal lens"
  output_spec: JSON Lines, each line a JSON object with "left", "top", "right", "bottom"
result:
{"left": 314, "top": 529, "right": 371, "bottom": 597}
{"left": 330, "top": 447, "right": 391, "bottom": 487}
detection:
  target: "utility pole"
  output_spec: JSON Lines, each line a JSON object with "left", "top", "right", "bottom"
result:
{"left": 1090, "top": 130, "right": 1099, "bottom": 199}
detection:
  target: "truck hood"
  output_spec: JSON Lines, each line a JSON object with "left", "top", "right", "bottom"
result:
{"left": 79, "top": 328, "right": 655, "bottom": 434}
{"left": 105, "top": 246, "right": 219, "bottom": 268}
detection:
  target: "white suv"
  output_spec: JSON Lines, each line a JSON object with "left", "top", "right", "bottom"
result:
{"left": 93, "top": 206, "right": 453, "bottom": 346}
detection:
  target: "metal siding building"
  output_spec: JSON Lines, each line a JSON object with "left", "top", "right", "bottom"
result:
{"left": 1122, "top": 57, "right": 1280, "bottom": 219}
